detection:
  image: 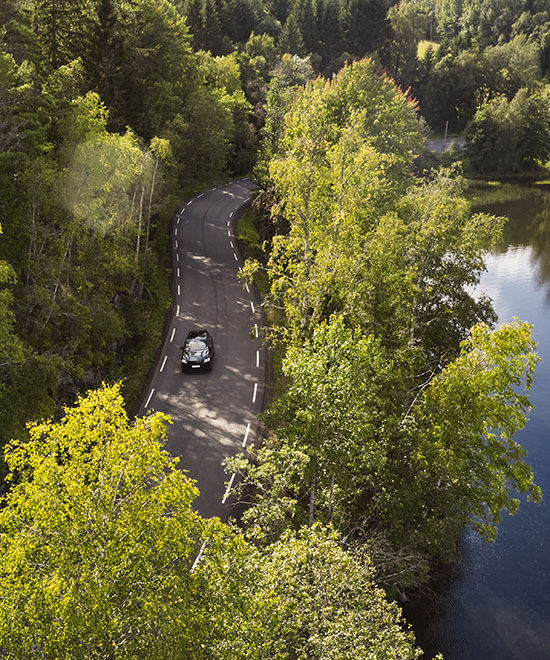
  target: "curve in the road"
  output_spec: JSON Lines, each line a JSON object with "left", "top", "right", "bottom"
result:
{"left": 141, "top": 179, "right": 264, "bottom": 520}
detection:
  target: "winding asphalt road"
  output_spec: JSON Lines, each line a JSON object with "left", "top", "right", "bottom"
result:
{"left": 141, "top": 179, "right": 264, "bottom": 520}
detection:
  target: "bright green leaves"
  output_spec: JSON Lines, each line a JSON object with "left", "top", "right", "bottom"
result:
{"left": 0, "top": 385, "right": 200, "bottom": 655}
{"left": 395, "top": 169, "right": 504, "bottom": 362}
{"left": 0, "top": 384, "right": 425, "bottom": 658}
{"left": 64, "top": 126, "right": 145, "bottom": 236}
{"left": 256, "top": 37, "right": 541, "bottom": 589}
{"left": 254, "top": 525, "right": 422, "bottom": 660}
{"left": 415, "top": 320, "right": 541, "bottom": 543}
{"left": 230, "top": 315, "right": 397, "bottom": 537}
{"left": 0, "top": 384, "right": 209, "bottom": 658}
{"left": 466, "top": 85, "right": 550, "bottom": 174}
{"left": 264, "top": 59, "right": 424, "bottom": 339}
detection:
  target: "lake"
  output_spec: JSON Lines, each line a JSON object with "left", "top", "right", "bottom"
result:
{"left": 408, "top": 183, "right": 550, "bottom": 659}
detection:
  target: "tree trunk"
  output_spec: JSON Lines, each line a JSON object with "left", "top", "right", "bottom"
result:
{"left": 42, "top": 229, "right": 73, "bottom": 329}
{"left": 145, "top": 157, "right": 159, "bottom": 252}
{"left": 135, "top": 182, "right": 145, "bottom": 263}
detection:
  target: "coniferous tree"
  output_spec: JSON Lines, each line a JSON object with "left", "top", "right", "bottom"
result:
{"left": 279, "top": 13, "right": 306, "bottom": 55}
{"left": 290, "top": 0, "right": 318, "bottom": 53}
{"left": 340, "top": 0, "right": 390, "bottom": 57}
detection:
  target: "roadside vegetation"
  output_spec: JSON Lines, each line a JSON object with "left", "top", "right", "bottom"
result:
{"left": 0, "top": 0, "right": 549, "bottom": 657}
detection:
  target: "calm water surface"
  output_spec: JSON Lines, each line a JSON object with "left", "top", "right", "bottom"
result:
{"left": 409, "top": 187, "right": 550, "bottom": 659}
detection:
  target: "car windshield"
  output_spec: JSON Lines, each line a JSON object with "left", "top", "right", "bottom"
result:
{"left": 187, "top": 339, "right": 207, "bottom": 353}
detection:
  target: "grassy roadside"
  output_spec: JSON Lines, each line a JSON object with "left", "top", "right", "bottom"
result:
{"left": 236, "top": 203, "right": 287, "bottom": 402}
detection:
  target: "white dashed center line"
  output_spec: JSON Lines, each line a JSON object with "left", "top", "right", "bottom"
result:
{"left": 252, "top": 383, "right": 258, "bottom": 404}
{"left": 144, "top": 388, "right": 155, "bottom": 408}
{"left": 250, "top": 301, "right": 255, "bottom": 314}
{"left": 222, "top": 473, "right": 236, "bottom": 503}
{"left": 254, "top": 323, "right": 259, "bottom": 338}
{"left": 234, "top": 253, "right": 238, "bottom": 261}
{"left": 256, "top": 350, "right": 260, "bottom": 368}
{"left": 176, "top": 305, "right": 180, "bottom": 316}
{"left": 176, "top": 253, "right": 179, "bottom": 262}
{"left": 160, "top": 355, "right": 167, "bottom": 372}
{"left": 177, "top": 268, "right": 180, "bottom": 278}
{"left": 175, "top": 240, "right": 178, "bottom": 249}
{"left": 177, "top": 284, "right": 181, "bottom": 295}
{"left": 230, "top": 241, "right": 234, "bottom": 248}
{"left": 242, "top": 422, "right": 251, "bottom": 447}
{"left": 198, "top": 193, "right": 204, "bottom": 198}
{"left": 170, "top": 328, "right": 176, "bottom": 342}
{"left": 245, "top": 284, "right": 250, "bottom": 293}
{"left": 175, "top": 228, "right": 177, "bottom": 236}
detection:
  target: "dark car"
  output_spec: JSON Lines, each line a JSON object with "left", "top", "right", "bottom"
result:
{"left": 181, "top": 330, "right": 214, "bottom": 371}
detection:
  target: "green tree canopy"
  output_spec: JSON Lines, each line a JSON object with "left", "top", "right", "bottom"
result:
{"left": 0, "top": 383, "right": 426, "bottom": 659}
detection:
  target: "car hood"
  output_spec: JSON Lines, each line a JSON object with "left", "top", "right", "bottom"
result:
{"left": 184, "top": 350, "right": 209, "bottom": 360}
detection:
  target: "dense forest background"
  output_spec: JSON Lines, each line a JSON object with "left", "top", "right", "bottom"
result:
{"left": 0, "top": 0, "right": 549, "bottom": 656}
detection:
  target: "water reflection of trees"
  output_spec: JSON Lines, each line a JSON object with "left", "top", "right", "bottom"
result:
{"left": 475, "top": 187, "right": 550, "bottom": 300}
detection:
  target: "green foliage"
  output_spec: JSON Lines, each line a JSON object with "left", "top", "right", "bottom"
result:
{"left": 466, "top": 86, "right": 550, "bottom": 174}
{"left": 241, "top": 45, "right": 541, "bottom": 588}
{"left": 412, "top": 320, "right": 541, "bottom": 545}
{"left": 387, "top": 0, "right": 432, "bottom": 79}
{"left": 0, "top": 384, "right": 206, "bottom": 657}
{"left": 261, "top": 58, "right": 424, "bottom": 338}
{"left": 229, "top": 315, "right": 540, "bottom": 581}
{"left": 252, "top": 525, "right": 423, "bottom": 659}
{"left": 0, "top": 384, "right": 426, "bottom": 658}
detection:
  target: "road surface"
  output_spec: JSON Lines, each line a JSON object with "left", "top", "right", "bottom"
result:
{"left": 141, "top": 179, "right": 264, "bottom": 520}
{"left": 426, "top": 136, "right": 465, "bottom": 153}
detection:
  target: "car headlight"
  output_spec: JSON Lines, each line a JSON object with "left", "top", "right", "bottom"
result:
{"left": 181, "top": 357, "right": 187, "bottom": 363}
{"left": 204, "top": 357, "right": 210, "bottom": 362}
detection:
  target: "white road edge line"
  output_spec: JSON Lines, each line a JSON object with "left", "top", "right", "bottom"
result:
{"left": 177, "top": 284, "right": 181, "bottom": 295}
{"left": 176, "top": 305, "right": 180, "bottom": 317}
{"left": 227, "top": 230, "right": 231, "bottom": 236}
{"left": 252, "top": 383, "right": 258, "bottom": 404}
{"left": 198, "top": 193, "right": 204, "bottom": 198}
{"left": 175, "top": 240, "right": 178, "bottom": 249}
{"left": 222, "top": 473, "right": 236, "bottom": 503}
{"left": 176, "top": 253, "right": 179, "bottom": 262}
{"left": 177, "top": 268, "right": 180, "bottom": 278}
{"left": 230, "top": 241, "right": 234, "bottom": 248}
{"left": 250, "top": 301, "right": 255, "bottom": 314}
{"left": 144, "top": 388, "right": 155, "bottom": 408}
{"left": 191, "top": 540, "right": 207, "bottom": 572}
{"left": 186, "top": 200, "right": 191, "bottom": 207}
{"left": 233, "top": 253, "right": 238, "bottom": 261}
{"left": 160, "top": 355, "right": 168, "bottom": 372}
{"left": 227, "top": 220, "right": 230, "bottom": 226}
{"left": 177, "top": 217, "right": 180, "bottom": 224}
{"left": 175, "top": 228, "right": 178, "bottom": 235}
{"left": 254, "top": 323, "right": 258, "bottom": 338}
{"left": 242, "top": 423, "right": 251, "bottom": 448}
{"left": 230, "top": 211, "right": 234, "bottom": 217}
{"left": 170, "top": 328, "right": 176, "bottom": 342}
{"left": 245, "top": 284, "right": 250, "bottom": 293}
{"left": 256, "top": 350, "right": 260, "bottom": 368}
